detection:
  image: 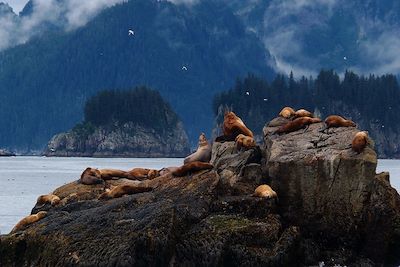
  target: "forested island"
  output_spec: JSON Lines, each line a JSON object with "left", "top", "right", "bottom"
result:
{"left": 213, "top": 70, "right": 400, "bottom": 158}
{"left": 44, "top": 87, "right": 190, "bottom": 157}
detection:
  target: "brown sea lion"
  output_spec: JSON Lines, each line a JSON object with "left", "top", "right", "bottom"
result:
{"left": 80, "top": 167, "right": 103, "bottom": 185}
{"left": 128, "top": 168, "right": 160, "bottom": 180}
{"left": 294, "top": 109, "right": 313, "bottom": 118}
{"left": 352, "top": 131, "right": 368, "bottom": 153}
{"left": 235, "top": 134, "right": 256, "bottom": 150}
{"left": 98, "top": 169, "right": 134, "bottom": 180}
{"left": 98, "top": 184, "right": 153, "bottom": 200}
{"left": 184, "top": 133, "right": 212, "bottom": 164}
{"left": 172, "top": 161, "right": 213, "bottom": 177}
{"left": 253, "top": 184, "right": 277, "bottom": 199}
{"left": 215, "top": 111, "right": 253, "bottom": 142}
{"left": 324, "top": 115, "right": 356, "bottom": 128}
{"left": 11, "top": 211, "right": 47, "bottom": 233}
{"left": 275, "top": 117, "right": 321, "bottom": 134}
{"left": 158, "top": 167, "right": 179, "bottom": 176}
{"left": 279, "top": 107, "right": 296, "bottom": 119}
{"left": 80, "top": 167, "right": 135, "bottom": 185}
{"left": 36, "top": 194, "right": 60, "bottom": 207}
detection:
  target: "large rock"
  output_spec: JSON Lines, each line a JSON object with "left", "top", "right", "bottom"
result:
{"left": 263, "top": 117, "right": 400, "bottom": 264}
{"left": 2, "top": 117, "right": 400, "bottom": 266}
{"left": 0, "top": 144, "right": 287, "bottom": 266}
{"left": 211, "top": 141, "right": 263, "bottom": 195}
{"left": 43, "top": 122, "right": 190, "bottom": 157}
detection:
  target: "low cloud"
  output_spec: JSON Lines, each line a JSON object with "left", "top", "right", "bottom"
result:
{"left": 260, "top": 0, "right": 400, "bottom": 77}
{"left": 0, "top": 0, "right": 126, "bottom": 51}
{"left": 262, "top": 0, "right": 339, "bottom": 77}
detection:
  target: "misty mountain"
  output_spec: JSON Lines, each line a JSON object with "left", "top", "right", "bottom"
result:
{"left": 0, "top": 0, "right": 275, "bottom": 150}
{"left": 224, "top": 0, "right": 400, "bottom": 76}
{"left": 0, "top": 2, "right": 14, "bottom": 16}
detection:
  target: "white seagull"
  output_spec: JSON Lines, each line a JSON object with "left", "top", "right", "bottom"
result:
{"left": 246, "top": 91, "right": 250, "bottom": 95}
{"left": 128, "top": 29, "right": 135, "bottom": 36}
{"left": 182, "top": 66, "right": 188, "bottom": 71}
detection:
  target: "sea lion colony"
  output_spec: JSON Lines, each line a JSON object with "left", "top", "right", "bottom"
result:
{"left": 11, "top": 109, "right": 368, "bottom": 232}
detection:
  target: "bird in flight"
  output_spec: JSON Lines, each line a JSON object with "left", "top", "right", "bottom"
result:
{"left": 182, "top": 66, "right": 188, "bottom": 71}
{"left": 128, "top": 29, "right": 135, "bottom": 36}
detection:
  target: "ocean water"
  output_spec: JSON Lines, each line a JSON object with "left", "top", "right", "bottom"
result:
{"left": 0, "top": 156, "right": 183, "bottom": 234}
{"left": 0, "top": 157, "right": 398, "bottom": 235}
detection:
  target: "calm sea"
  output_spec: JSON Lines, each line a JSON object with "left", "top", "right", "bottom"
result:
{"left": 0, "top": 157, "right": 183, "bottom": 234}
{"left": 0, "top": 157, "right": 398, "bottom": 234}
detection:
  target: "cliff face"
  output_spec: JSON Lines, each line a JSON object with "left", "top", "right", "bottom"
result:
{"left": 2, "top": 117, "right": 400, "bottom": 266}
{"left": 43, "top": 121, "right": 190, "bottom": 157}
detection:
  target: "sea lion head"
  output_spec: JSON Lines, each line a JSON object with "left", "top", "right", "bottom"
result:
{"left": 224, "top": 111, "right": 237, "bottom": 121}
{"left": 243, "top": 137, "right": 256, "bottom": 148}
{"left": 279, "top": 107, "right": 295, "bottom": 119}
{"left": 81, "top": 167, "right": 101, "bottom": 179}
{"left": 148, "top": 169, "right": 160, "bottom": 179}
{"left": 36, "top": 211, "right": 48, "bottom": 219}
{"left": 198, "top": 133, "right": 209, "bottom": 147}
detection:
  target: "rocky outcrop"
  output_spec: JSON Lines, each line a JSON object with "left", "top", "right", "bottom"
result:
{"left": 43, "top": 122, "right": 190, "bottom": 157}
{"left": 264, "top": 117, "right": 400, "bottom": 265}
{"left": 0, "top": 149, "right": 15, "bottom": 157}
{"left": 2, "top": 117, "right": 400, "bottom": 266}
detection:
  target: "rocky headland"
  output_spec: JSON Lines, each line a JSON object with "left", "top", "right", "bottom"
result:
{"left": 0, "top": 149, "right": 15, "bottom": 157}
{"left": 2, "top": 116, "right": 400, "bottom": 266}
{"left": 43, "top": 122, "right": 190, "bottom": 158}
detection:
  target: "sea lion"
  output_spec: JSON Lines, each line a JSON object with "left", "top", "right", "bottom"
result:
{"left": 294, "top": 109, "right": 313, "bottom": 118}
{"left": 98, "top": 184, "right": 153, "bottom": 200}
{"left": 36, "top": 194, "right": 60, "bottom": 207}
{"left": 352, "top": 131, "right": 368, "bottom": 153}
{"left": 97, "top": 169, "right": 134, "bottom": 180}
{"left": 158, "top": 167, "right": 179, "bottom": 176}
{"left": 80, "top": 167, "right": 103, "bottom": 185}
{"left": 324, "top": 115, "right": 356, "bottom": 129}
{"left": 235, "top": 134, "right": 256, "bottom": 151}
{"left": 253, "top": 184, "right": 277, "bottom": 199}
{"left": 275, "top": 117, "right": 321, "bottom": 134}
{"left": 11, "top": 211, "right": 47, "bottom": 233}
{"left": 172, "top": 161, "right": 213, "bottom": 177}
{"left": 128, "top": 168, "right": 160, "bottom": 180}
{"left": 184, "top": 133, "right": 212, "bottom": 164}
{"left": 215, "top": 111, "right": 253, "bottom": 142}
{"left": 279, "top": 107, "right": 296, "bottom": 119}
{"left": 80, "top": 167, "right": 135, "bottom": 185}
{"left": 148, "top": 169, "right": 160, "bottom": 179}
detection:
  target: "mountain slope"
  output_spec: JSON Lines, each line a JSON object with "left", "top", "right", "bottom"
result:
{"left": 0, "top": 0, "right": 275, "bottom": 150}
{"left": 224, "top": 0, "right": 400, "bottom": 76}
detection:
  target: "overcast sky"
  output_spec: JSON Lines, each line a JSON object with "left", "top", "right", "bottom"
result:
{"left": 4, "top": 0, "right": 28, "bottom": 12}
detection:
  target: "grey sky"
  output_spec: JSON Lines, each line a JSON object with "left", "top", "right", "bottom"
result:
{"left": 4, "top": 0, "right": 28, "bottom": 12}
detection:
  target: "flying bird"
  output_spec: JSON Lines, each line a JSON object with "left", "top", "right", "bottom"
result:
{"left": 182, "top": 66, "right": 188, "bottom": 71}
{"left": 246, "top": 91, "right": 250, "bottom": 95}
{"left": 343, "top": 56, "right": 347, "bottom": 60}
{"left": 128, "top": 29, "right": 135, "bottom": 36}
